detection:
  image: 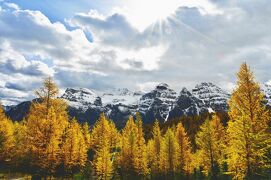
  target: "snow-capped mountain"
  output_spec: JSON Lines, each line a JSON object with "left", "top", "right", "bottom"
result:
{"left": 5, "top": 82, "right": 271, "bottom": 127}
{"left": 61, "top": 87, "right": 142, "bottom": 126}
{"left": 168, "top": 88, "right": 209, "bottom": 120}
{"left": 138, "top": 83, "right": 177, "bottom": 123}
{"left": 192, "top": 82, "right": 230, "bottom": 112}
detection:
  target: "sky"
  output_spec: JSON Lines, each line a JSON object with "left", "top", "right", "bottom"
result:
{"left": 0, "top": 0, "right": 271, "bottom": 105}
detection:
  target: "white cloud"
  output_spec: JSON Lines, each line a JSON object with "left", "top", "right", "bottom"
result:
{"left": 4, "top": 3, "right": 20, "bottom": 10}
{"left": 1, "top": 1, "right": 271, "bottom": 105}
{"left": 116, "top": 45, "right": 167, "bottom": 70}
{"left": 0, "top": 42, "right": 55, "bottom": 76}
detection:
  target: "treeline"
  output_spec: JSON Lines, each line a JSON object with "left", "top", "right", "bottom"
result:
{"left": 0, "top": 63, "right": 271, "bottom": 179}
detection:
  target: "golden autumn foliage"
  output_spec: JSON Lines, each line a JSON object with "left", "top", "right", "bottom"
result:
{"left": 94, "top": 138, "right": 114, "bottom": 180}
{"left": 31, "top": 77, "right": 67, "bottom": 120}
{"left": 90, "top": 113, "right": 119, "bottom": 151}
{"left": 147, "top": 120, "right": 162, "bottom": 175}
{"left": 62, "top": 119, "right": 88, "bottom": 174}
{"left": 0, "top": 105, "right": 15, "bottom": 163}
{"left": 12, "top": 121, "right": 27, "bottom": 165}
{"left": 26, "top": 106, "right": 68, "bottom": 174}
{"left": 82, "top": 122, "right": 91, "bottom": 149}
{"left": 91, "top": 113, "right": 118, "bottom": 179}
{"left": 195, "top": 114, "right": 226, "bottom": 177}
{"left": 24, "top": 78, "right": 69, "bottom": 176}
{"left": 227, "top": 63, "right": 271, "bottom": 179}
{"left": 133, "top": 112, "right": 149, "bottom": 176}
{"left": 23, "top": 77, "right": 91, "bottom": 177}
{"left": 118, "top": 116, "right": 137, "bottom": 174}
{"left": 175, "top": 122, "right": 193, "bottom": 174}
{"left": 159, "top": 127, "right": 179, "bottom": 174}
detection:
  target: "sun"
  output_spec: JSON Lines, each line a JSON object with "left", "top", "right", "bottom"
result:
{"left": 118, "top": 0, "right": 182, "bottom": 31}
{"left": 115, "top": 0, "right": 222, "bottom": 31}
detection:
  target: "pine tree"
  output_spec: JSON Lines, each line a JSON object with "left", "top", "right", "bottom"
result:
{"left": 159, "top": 127, "right": 179, "bottom": 175}
{"left": 133, "top": 112, "right": 149, "bottom": 176}
{"left": 148, "top": 120, "right": 162, "bottom": 175}
{"left": 196, "top": 114, "right": 226, "bottom": 178}
{"left": 175, "top": 122, "right": 193, "bottom": 175}
{"left": 227, "top": 63, "right": 271, "bottom": 179}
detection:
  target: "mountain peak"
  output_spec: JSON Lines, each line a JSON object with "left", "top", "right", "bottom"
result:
{"left": 195, "top": 82, "right": 216, "bottom": 88}
{"left": 180, "top": 87, "right": 189, "bottom": 94}
{"left": 192, "top": 82, "right": 230, "bottom": 111}
{"left": 64, "top": 87, "right": 95, "bottom": 95}
{"left": 156, "top": 83, "right": 170, "bottom": 90}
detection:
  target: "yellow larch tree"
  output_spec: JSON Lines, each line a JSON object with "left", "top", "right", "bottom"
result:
{"left": 30, "top": 77, "right": 67, "bottom": 121}
{"left": 195, "top": 114, "right": 226, "bottom": 178}
{"left": 118, "top": 116, "right": 137, "bottom": 175}
{"left": 148, "top": 120, "right": 162, "bottom": 175}
{"left": 0, "top": 104, "right": 15, "bottom": 163}
{"left": 92, "top": 113, "right": 118, "bottom": 179}
{"left": 227, "top": 63, "right": 271, "bottom": 179}
{"left": 133, "top": 112, "right": 149, "bottom": 176}
{"left": 0, "top": 104, "right": 6, "bottom": 119}
{"left": 62, "top": 119, "right": 88, "bottom": 175}
{"left": 94, "top": 138, "right": 113, "bottom": 180}
{"left": 25, "top": 77, "right": 69, "bottom": 176}
{"left": 159, "top": 127, "right": 179, "bottom": 175}
{"left": 82, "top": 122, "right": 91, "bottom": 149}
{"left": 12, "top": 121, "right": 28, "bottom": 166}
{"left": 90, "top": 113, "right": 119, "bottom": 151}
{"left": 175, "top": 122, "right": 193, "bottom": 175}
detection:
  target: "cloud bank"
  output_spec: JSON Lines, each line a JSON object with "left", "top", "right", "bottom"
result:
{"left": 0, "top": 0, "right": 271, "bottom": 105}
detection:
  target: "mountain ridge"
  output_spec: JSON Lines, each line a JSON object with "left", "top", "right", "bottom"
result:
{"left": 4, "top": 82, "right": 271, "bottom": 127}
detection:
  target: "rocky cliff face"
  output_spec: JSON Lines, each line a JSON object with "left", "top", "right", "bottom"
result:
{"left": 168, "top": 87, "right": 208, "bottom": 120}
{"left": 138, "top": 83, "right": 177, "bottom": 123}
{"left": 192, "top": 82, "right": 230, "bottom": 112}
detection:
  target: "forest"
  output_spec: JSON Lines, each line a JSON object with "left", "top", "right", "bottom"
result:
{"left": 0, "top": 63, "right": 271, "bottom": 179}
